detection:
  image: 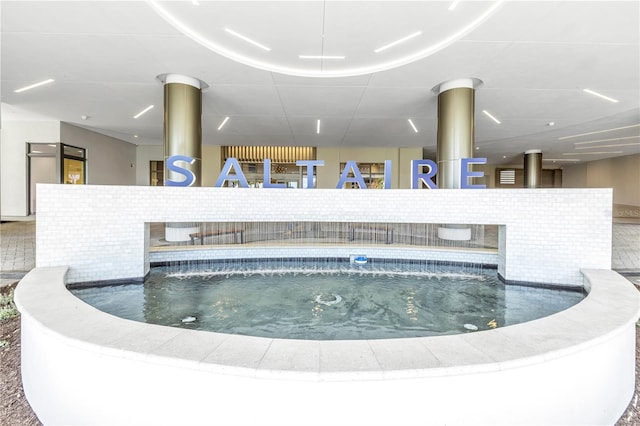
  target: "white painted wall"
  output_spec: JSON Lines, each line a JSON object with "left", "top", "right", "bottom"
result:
{"left": 0, "top": 120, "right": 60, "bottom": 217}
{"left": 0, "top": 121, "right": 138, "bottom": 217}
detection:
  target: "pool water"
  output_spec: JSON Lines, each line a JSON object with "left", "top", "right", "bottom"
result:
{"left": 72, "top": 264, "right": 584, "bottom": 340}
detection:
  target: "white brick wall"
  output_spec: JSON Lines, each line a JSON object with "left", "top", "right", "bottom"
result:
{"left": 36, "top": 185, "right": 612, "bottom": 286}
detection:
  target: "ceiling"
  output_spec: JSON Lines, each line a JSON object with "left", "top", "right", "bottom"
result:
{"left": 2, "top": 1, "right": 639, "bottom": 166}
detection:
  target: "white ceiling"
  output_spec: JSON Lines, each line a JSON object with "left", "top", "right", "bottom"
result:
{"left": 2, "top": 1, "right": 639, "bottom": 165}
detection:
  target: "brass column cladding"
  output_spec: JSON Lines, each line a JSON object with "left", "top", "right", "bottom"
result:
{"left": 523, "top": 150, "right": 543, "bottom": 188}
{"left": 553, "top": 169, "right": 563, "bottom": 188}
{"left": 436, "top": 86, "right": 475, "bottom": 189}
{"left": 163, "top": 82, "right": 202, "bottom": 186}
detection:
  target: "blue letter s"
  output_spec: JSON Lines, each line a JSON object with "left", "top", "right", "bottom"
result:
{"left": 165, "top": 155, "right": 196, "bottom": 187}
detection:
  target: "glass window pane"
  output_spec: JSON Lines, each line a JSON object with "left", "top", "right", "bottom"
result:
{"left": 63, "top": 145, "right": 85, "bottom": 158}
{"left": 64, "top": 158, "right": 84, "bottom": 184}
{"left": 29, "top": 143, "right": 57, "bottom": 155}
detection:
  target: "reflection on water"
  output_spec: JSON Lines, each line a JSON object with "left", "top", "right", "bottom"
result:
{"left": 72, "top": 260, "right": 583, "bottom": 341}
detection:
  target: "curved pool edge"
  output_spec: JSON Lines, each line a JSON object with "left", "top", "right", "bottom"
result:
{"left": 15, "top": 266, "right": 640, "bottom": 426}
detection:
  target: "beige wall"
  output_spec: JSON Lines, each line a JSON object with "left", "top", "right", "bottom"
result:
{"left": 135, "top": 145, "right": 163, "bottom": 186}
{"left": 563, "top": 153, "right": 640, "bottom": 206}
{"left": 316, "top": 147, "right": 422, "bottom": 189}
{"left": 60, "top": 123, "right": 136, "bottom": 186}
{"left": 0, "top": 120, "right": 61, "bottom": 217}
{"left": 202, "top": 145, "right": 222, "bottom": 187}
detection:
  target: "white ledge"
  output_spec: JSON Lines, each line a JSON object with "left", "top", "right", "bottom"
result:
{"left": 14, "top": 266, "right": 640, "bottom": 425}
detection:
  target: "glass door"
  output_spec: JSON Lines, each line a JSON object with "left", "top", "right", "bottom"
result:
{"left": 61, "top": 144, "right": 86, "bottom": 184}
{"left": 27, "top": 143, "right": 57, "bottom": 214}
{"left": 27, "top": 143, "right": 87, "bottom": 214}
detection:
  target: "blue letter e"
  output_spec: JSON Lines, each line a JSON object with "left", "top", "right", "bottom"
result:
{"left": 165, "top": 155, "right": 196, "bottom": 187}
{"left": 460, "top": 158, "right": 487, "bottom": 189}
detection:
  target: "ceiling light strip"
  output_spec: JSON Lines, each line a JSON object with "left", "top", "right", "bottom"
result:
{"left": 482, "top": 110, "right": 501, "bottom": 124}
{"left": 316, "top": 119, "right": 321, "bottom": 134}
{"left": 448, "top": 0, "right": 461, "bottom": 11}
{"left": 576, "top": 142, "right": 640, "bottom": 150}
{"left": 299, "top": 55, "right": 345, "bottom": 60}
{"left": 14, "top": 78, "right": 55, "bottom": 93}
{"left": 559, "top": 124, "right": 640, "bottom": 140}
{"left": 407, "top": 119, "right": 419, "bottom": 133}
{"left": 217, "top": 117, "right": 230, "bottom": 131}
{"left": 133, "top": 105, "right": 154, "bottom": 119}
{"left": 147, "top": 0, "right": 504, "bottom": 78}
{"left": 583, "top": 89, "right": 619, "bottom": 103}
{"left": 374, "top": 31, "right": 422, "bottom": 53}
{"left": 562, "top": 151, "right": 624, "bottom": 156}
{"left": 574, "top": 135, "right": 640, "bottom": 145}
{"left": 224, "top": 28, "right": 271, "bottom": 52}
{"left": 543, "top": 159, "right": 581, "bottom": 162}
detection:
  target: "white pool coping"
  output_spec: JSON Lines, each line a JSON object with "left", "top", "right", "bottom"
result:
{"left": 15, "top": 267, "right": 640, "bottom": 425}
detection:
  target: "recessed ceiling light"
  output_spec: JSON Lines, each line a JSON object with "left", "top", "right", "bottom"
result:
{"left": 217, "top": 116, "right": 230, "bottom": 131}
{"left": 316, "top": 119, "right": 321, "bottom": 134}
{"left": 374, "top": 31, "right": 422, "bottom": 53}
{"left": 134, "top": 135, "right": 139, "bottom": 138}
{"left": 574, "top": 135, "right": 640, "bottom": 145}
{"left": 448, "top": 0, "right": 461, "bottom": 11}
{"left": 224, "top": 28, "right": 271, "bottom": 52}
{"left": 503, "top": 155, "right": 507, "bottom": 159}
{"left": 475, "top": 146, "right": 480, "bottom": 150}
{"left": 546, "top": 122, "right": 555, "bottom": 126}
{"left": 576, "top": 142, "right": 640, "bottom": 149}
{"left": 583, "top": 88, "right": 619, "bottom": 103}
{"left": 133, "top": 105, "right": 154, "bottom": 119}
{"left": 482, "top": 110, "right": 501, "bottom": 124}
{"left": 14, "top": 78, "right": 55, "bottom": 93}
{"left": 299, "top": 55, "right": 345, "bottom": 60}
{"left": 559, "top": 124, "right": 640, "bottom": 140}
{"left": 407, "top": 119, "right": 419, "bottom": 133}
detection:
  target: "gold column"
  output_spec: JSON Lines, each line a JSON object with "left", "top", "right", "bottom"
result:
{"left": 435, "top": 78, "right": 478, "bottom": 189}
{"left": 553, "top": 169, "right": 563, "bottom": 188}
{"left": 160, "top": 74, "right": 205, "bottom": 186}
{"left": 524, "top": 149, "right": 542, "bottom": 188}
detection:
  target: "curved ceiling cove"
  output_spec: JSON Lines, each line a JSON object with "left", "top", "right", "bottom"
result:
{"left": 147, "top": 0, "right": 504, "bottom": 78}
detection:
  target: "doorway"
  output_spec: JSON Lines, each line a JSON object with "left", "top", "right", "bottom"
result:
{"left": 27, "top": 143, "right": 86, "bottom": 214}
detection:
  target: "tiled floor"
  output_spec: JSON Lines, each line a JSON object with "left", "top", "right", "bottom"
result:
{"left": 1, "top": 220, "right": 639, "bottom": 286}
{"left": 613, "top": 223, "right": 640, "bottom": 272}
{"left": 0, "top": 220, "right": 36, "bottom": 287}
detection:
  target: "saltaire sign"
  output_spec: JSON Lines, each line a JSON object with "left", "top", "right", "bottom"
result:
{"left": 165, "top": 155, "right": 487, "bottom": 189}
